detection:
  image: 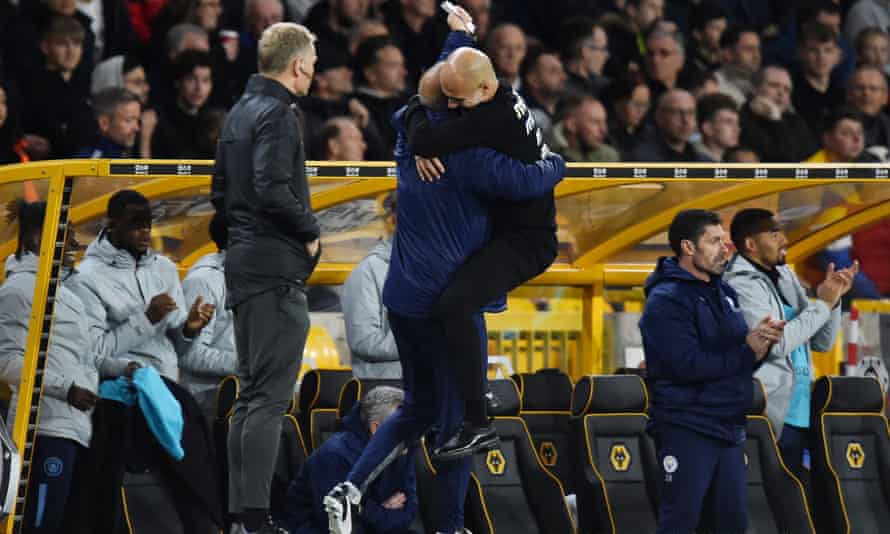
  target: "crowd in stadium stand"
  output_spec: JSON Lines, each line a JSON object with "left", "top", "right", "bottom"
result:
{"left": 0, "top": 0, "right": 889, "bottom": 293}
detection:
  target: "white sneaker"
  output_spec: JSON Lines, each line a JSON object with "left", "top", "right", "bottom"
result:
{"left": 324, "top": 482, "right": 362, "bottom": 534}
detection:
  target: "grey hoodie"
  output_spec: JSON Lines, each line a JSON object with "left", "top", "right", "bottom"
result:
{"left": 724, "top": 254, "right": 841, "bottom": 436}
{"left": 341, "top": 238, "right": 401, "bottom": 379}
{"left": 180, "top": 251, "right": 237, "bottom": 412}
{"left": 0, "top": 253, "right": 129, "bottom": 447}
{"left": 68, "top": 233, "right": 194, "bottom": 380}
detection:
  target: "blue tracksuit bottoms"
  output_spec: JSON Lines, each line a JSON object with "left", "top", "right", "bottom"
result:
{"left": 653, "top": 424, "right": 747, "bottom": 534}
{"left": 346, "top": 312, "right": 487, "bottom": 533}
{"left": 23, "top": 436, "right": 82, "bottom": 534}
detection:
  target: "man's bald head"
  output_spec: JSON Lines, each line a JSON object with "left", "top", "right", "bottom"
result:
{"left": 439, "top": 47, "right": 498, "bottom": 109}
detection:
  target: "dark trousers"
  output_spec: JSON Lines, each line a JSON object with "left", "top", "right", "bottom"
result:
{"left": 229, "top": 285, "right": 309, "bottom": 513}
{"left": 347, "top": 312, "right": 474, "bottom": 533}
{"left": 430, "top": 230, "right": 557, "bottom": 424}
{"left": 778, "top": 424, "right": 811, "bottom": 484}
{"left": 23, "top": 436, "right": 81, "bottom": 534}
{"left": 654, "top": 424, "right": 747, "bottom": 534}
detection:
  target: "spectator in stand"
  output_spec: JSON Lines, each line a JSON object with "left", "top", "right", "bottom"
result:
{"left": 457, "top": 0, "right": 490, "bottom": 41}
{"left": 381, "top": 0, "right": 449, "bottom": 87}
{"left": 847, "top": 66, "right": 890, "bottom": 160}
{"left": 302, "top": 0, "right": 370, "bottom": 72}
{"left": 151, "top": 23, "right": 211, "bottom": 110}
{"left": 806, "top": 107, "right": 876, "bottom": 164}
{"left": 714, "top": 25, "right": 761, "bottom": 106}
{"left": 724, "top": 146, "right": 760, "bottom": 163}
{"left": 180, "top": 211, "right": 237, "bottom": 421}
{"left": 853, "top": 219, "right": 890, "bottom": 297}
{"left": 300, "top": 45, "right": 387, "bottom": 160}
{"left": 74, "top": 87, "right": 142, "bottom": 158}
{"left": 739, "top": 65, "right": 817, "bottom": 163}
{"left": 600, "top": 0, "right": 665, "bottom": 78}
{"left": 152, "top": 49, "right": 218, "bottom": 158}
{"left": 353, "top": 36, "right": 408, "bottom": 160}
{"left": 631, "top": 89, "right": 712, "bottom": 162}
{"left": 233, "top": 0, "right": 285, "bottom": 92}
{"left": 486, "top": 23, "right": 526, "bottom": 90}
{"left": 792, "top": 22, "right": 845, "bottom": 136}
{"left": 644, "top": 30, "right": 689, "bottom": 105}
{"left": 341, "top": 192, "right": 400, "bottom": 379}
{"left": 91, "top": 55, "right": 157, "bottom": 158}
{"left": 21, "top": 15, "right": 95, "bottom": 159}
{"left": 0, "top": 80, "right": 29, "bottom": 164}
{"left": 558, "top": 17, "right": 610, "bottom": 98}
{"left": 520, "top": 47, "right": 567, "bottom": 134}
{"left": 844, "top": 0, "right": 890, "bottom": 48}
{"left": 547, "top": 94, "right": 620, "bottom": 162}
{"left": 349, "top": 19, "right": 390, "bottom": 55}
{"left": 855, "top": 28, "right": 890, "bottom": 75}
{"left": 685, "top": 70, "right": 721, "bottom": 99}
{"left": 695, "top": 93, "right": 740, "bottom": 162}
{"left": 312, "top": 117, "right": 368, "bottom": 161}
{"left": 604, "top": 75, "right": 651, "bottom": 158}
{"left": 687, "top": 1, "right": 727, "bottom": 77}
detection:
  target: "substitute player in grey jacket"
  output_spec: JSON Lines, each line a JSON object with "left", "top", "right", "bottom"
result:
{"left": 342, "top": 192, "right": 400, "bottom": 380}
{"left": 181, "top": 213, "right": 237, "bottom": 420}
{"left": 725, "top": 208, "right": 854, "bottom": 477}
{"left": 69, "top": 190, "right": 215, "bottom": 381}
{"left": 0, "top": 201, "right": 137, "bottom": 532}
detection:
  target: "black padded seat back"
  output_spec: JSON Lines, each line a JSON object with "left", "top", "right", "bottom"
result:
{"left": 120, "top": 472, "right": 185, "bottom": 534}
{"left": 489, "top": 378, "right": 521, "bottom": 416}
{"left": 298, "top": 369, "right": 353, "bottom": 451}
{"left": 571, "top": 374, "right": 657, "bottom": 534}
{"left": 337, "top": 378, "right": 404, "bottom": 420}
{"left": 270, "top": 414, "right": 308, "bottom": 519}
{"left": 465, "top": 416, "right": 576, "bottom": 534}
{"left": 745, "top": 379, "right": 815, "bottom": 534}
{"left": 811, "top": 376, "right": 890, "bottom": 534}
{"left": 515, "top": 370, "right": 574, "bottom": 493}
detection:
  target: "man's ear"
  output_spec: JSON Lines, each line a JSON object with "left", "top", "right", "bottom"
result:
{"left": 97, "top": 115, "right": 111, "bottom": 134}
{"left": 39, "top": 39, "right": 50, "bottom": 59}
{"left": 680, "top": 238, "right": 696, "bottom": 257}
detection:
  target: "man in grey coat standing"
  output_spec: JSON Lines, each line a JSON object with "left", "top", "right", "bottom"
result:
{"left": 725, "top": 208, "right": 856, "bottom": 479}
{"left": 211, "top": 21, "right": 320, "bottom": 534}
{"left": 341, "top": 192, "right": 401, "bottom": 380}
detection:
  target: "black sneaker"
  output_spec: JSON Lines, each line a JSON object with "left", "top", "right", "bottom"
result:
{"left": 431, "top": 423, "right": 499, "bottom": 462}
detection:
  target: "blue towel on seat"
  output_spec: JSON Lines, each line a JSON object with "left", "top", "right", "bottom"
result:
{"left": 98, "top": 367, "right": 185, "bottom": 461}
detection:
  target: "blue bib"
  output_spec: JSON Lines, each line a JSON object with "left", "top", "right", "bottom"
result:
{"left": 783, "top": 304, "right": 811, "bottom": 428}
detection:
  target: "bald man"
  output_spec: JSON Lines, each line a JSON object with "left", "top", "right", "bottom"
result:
{"left": 402, "top": 17, "right": 560, "bottom": 462}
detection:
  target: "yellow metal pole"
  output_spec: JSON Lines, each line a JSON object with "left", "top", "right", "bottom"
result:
{"left": 580, "top": 265, "right": 606, "bottom": 380}
{"left": 3, "top": 174, "right": 67, "bottom": 534}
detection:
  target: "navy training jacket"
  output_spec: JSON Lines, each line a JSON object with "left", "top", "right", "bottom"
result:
{"left": 639, "top": 256, "right": 756, "bottom": 444}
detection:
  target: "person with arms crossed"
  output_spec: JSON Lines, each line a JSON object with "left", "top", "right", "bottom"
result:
{"left": 211, "top": 22, "right": 320, "bottom": 534}
{"left": 639, "top": 209, "right": 786, "bottom": 533}
{"left": 725, "top": 208, "right": 855, "bottom": 479}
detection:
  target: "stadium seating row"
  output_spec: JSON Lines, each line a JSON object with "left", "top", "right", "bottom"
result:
{"left": 212, "top": 369, "right": 890, "bottom": 534}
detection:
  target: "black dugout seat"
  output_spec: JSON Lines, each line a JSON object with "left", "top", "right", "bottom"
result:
{"left": 513, "top": 369, "right": 575, "bottom": 493}
{"left": 297, "top": 369, "right": 353, "bottom": 451}
{"left": 336, "top": 377, "right": 404, "bottom": 420}
{"left": 744, "top": 378, "right": 815, "bottom": 533}
{"left": 269, "top": 414, "right": 309, "bottom": 519}
{"left": 570, "top": 374, "right": 658, "bottom": 533}
{"left": 463, "top": 379, "right": 576, "bottom": 534}
{"left": 810, "top": 376, "right": 890, "bottom": 534}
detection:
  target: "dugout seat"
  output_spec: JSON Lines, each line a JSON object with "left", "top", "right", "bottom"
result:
{"left": 744, "top": 378, "right": 816, "bottom": 533}
{"left": 463, "top": 379, "right": 576, "bottom": 534}
{"left": 570, "top": 374, "right": 658, "bottom": 534}
{"left": 810, "top": 376, "right": 890, "bottom": 534}
{"left": 269, "top": 414, "right": 309, "bottom": 519}
{"left": 213, "top": 375, "right": 239, "bottom": 524}
{"left": 297, "top": 369, "right": 353, "bottom": 451}
{"left": 513, "top": 369, "right": 575, "bottom": 493}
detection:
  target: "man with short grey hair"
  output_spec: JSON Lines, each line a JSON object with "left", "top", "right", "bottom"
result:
{"left": 284, "top": 386, "right": 419, "bottom": 534}
{"left": 212, "top": 21, "right": 320, "bottom": 534}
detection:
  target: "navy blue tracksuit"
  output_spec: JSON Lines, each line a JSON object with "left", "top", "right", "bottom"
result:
{"left": 343, "top": 108, "right": 565, "bottom": 532}
{"left": 23, "top": 436, "right": 82, "bottom": 533}
{"left": 639, "top": 257, "right": 756, "bottom": 534}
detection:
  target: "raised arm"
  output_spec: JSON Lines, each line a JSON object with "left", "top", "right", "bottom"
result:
{"left": 454, "top": 149, "right": 565, "bottom": 201}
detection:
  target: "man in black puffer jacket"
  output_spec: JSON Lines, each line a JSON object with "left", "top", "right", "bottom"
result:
{"left": 211, "top": 21, "right": 320, "bottom": 534}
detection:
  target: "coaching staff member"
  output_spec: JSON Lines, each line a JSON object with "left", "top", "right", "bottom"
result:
{"left": 211, "top": 21, "right": 320, "bottom": 534}
{"left": 639, "top": 209, "right": 785, "bottom": 533}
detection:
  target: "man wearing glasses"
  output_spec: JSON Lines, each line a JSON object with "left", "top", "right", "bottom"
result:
{"left": 631, "top": 88, "right": 713, "bottom": 162}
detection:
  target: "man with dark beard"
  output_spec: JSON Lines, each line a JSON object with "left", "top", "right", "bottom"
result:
{"left": 725, "top": 209, "right": 855, "bottom": 480}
